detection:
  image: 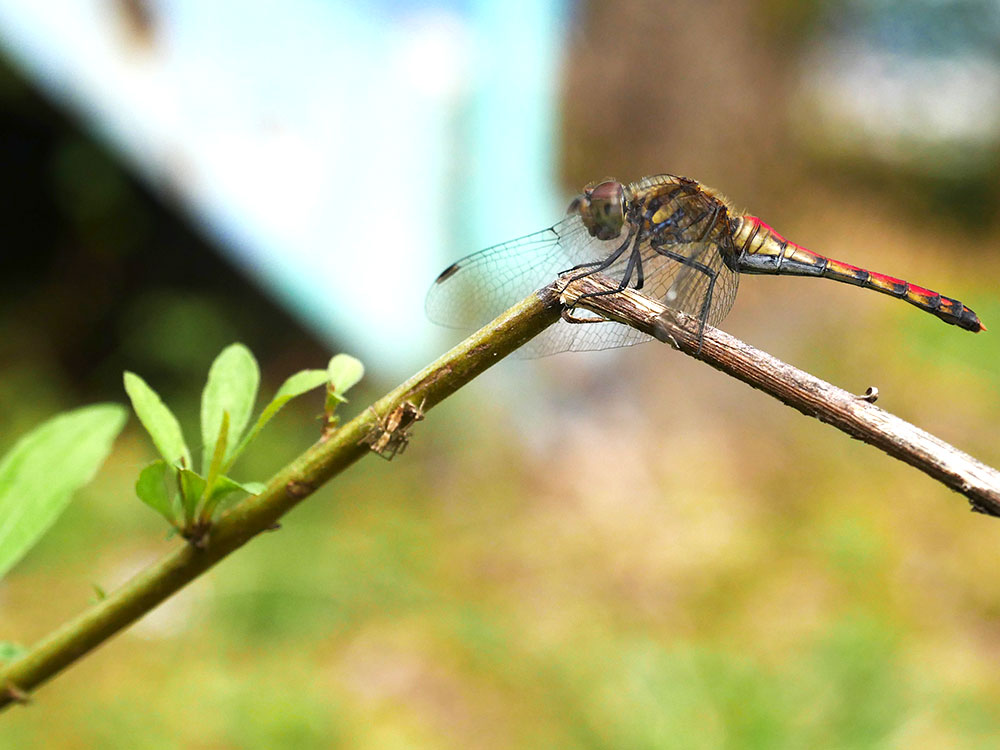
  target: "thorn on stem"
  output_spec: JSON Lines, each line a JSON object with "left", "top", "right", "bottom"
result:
{"left": 856, "top": 386, "right": 879, "bottom": 403}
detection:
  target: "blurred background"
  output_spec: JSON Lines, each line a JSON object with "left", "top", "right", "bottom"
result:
{"left": 4, "top": 0, "right": 1000, "bottom": 746}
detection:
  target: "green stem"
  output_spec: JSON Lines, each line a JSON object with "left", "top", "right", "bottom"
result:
{"left": 0, "top": 287, "right": 561, "bottom": 711}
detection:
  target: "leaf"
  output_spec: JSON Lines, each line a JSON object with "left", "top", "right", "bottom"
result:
{"left": 203, "top": 410, "right": 229, "bottom": 500}
{"left": 135, "top": 460, "right": 177, "bottom": 524}
{"left": 124, "top": 372, "right": 191, "bottom": 467}
{"left": 211, "top": 475, "right": 257, "bottom": 499}
{"left": 200, "top": 344, "right": 259, "bottom": 472}
{"left": 200, "top": 474, "right": 258, "bottom": 519}
{"left": 0, "top": 404, "right": 126, "bottom": 579}
{"left": 327, "top": 354, "right": 365, "bottom": 404}
{"left": 227, "top": 368, "right": 328, "bottom": 466}
{"left": 239, "top": 481, "right": 267, "bottom": 495}
{"left": 177, "top": 468, "right": 206, "bottom": 524}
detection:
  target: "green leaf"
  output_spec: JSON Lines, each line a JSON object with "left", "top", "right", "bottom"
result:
{"left": 200, "top": 474, "right": 258, "bottom": 519}
{"left": 202, "top": 411, "right": 229, "bottom": 502}
{"left": 200, "top": 344, "right": 259, "bottom": 472}
{"left": 177, "top": 468, "right": 206, "bottom": 524}
{"left": 239, "top": 481, "right": 267, "bottom": 495}
{"left": 0, "top": 404, "right": 126, "bottom": 579}
{"left": 327, "top": 354, "right": 364, "bottom": 404}
{"left": 124, "top": 372, "right": 191, "bottom": 467}
{"left": 227, "top": 368, "right": 328, "bottom": 466}
{"left": 135, "top": 460, "right": 177, "bottom": 524}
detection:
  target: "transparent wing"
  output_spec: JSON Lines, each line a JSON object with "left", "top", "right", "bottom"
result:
{"left": 612, "top": 189, "right": 741, "bottom": 330}
{"left": 659, "top": 216, "right": 740, "bottom": 327}
{"left": 426, "top": 215, "right": 655, "bottom": 357}
{"left": 518, "top": 317, "right": 653, "bottom": 358}
{"left": 667, "top": 251, "right": 739, "bottom": 327}
{"left": 427, "top": 215, "right": 594, "bottom": 329}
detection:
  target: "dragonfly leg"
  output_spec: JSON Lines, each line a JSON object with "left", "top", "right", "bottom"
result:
{"left": 563, "top": 236, "right": 646, "bottom": 317}
{"left": 651, "top": 203, "right": 727, "bottom": 352}
{"left": 557, "top": 228, "right": 636, "bottom": 291}
{"left": 650, "top": 244, "right": 721, "bottom": 352}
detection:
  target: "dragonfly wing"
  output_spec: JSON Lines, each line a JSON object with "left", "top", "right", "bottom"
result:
{"left": 425, "top": 215, "right": 593, "bottom": 330}
{"left": 517, "top": 318, "right": 653, "bottom": 358}
{"left": 635, "top": 197, "right": 740, "bottom": 327}
{"left": 664, "top": 241, "right": 740, "bottom": 327}
{"left": 426, "top": 214, "right": 641, "bottom": 356}
{"left": 425, "top": 213, "right": 586, "bottom": 330}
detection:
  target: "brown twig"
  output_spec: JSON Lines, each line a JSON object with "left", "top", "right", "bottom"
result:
{"left": 560, "top": 273, "right": 1000, "bottom": 516}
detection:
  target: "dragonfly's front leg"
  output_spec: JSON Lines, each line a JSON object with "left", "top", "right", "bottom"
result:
{"left": 557, "top": 228, "right": 636, "bottom": 290}
{"left": 561, "top": 257, "right": 637, "bottom": 323}
{"left": 561, "top": 235, "right": 647, "bottom": 324}
{"left": 558, "top": 230, "right": 637, "bottom": 324}
{"left": 568, "top": 229, "right": 649, "bottom": 301}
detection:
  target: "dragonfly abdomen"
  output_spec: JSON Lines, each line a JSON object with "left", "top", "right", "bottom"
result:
{"left": 733, "top": 216, "right": 984, "bottom": 332}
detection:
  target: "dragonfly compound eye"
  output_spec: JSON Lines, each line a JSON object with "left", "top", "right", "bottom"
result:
{"left": 577, "top": 180, "right": 625, "bottom": 240}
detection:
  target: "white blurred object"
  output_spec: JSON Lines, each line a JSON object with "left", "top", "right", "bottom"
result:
{"left": 794, "top": 0, "right": 1000, "bottom": 176}
{"left": 0, "top": 0, "right": 568, "bottom": 373}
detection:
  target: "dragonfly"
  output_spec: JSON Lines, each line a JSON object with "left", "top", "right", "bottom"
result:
{"left": 426, "top": 174, "right": 984, "bottom": 357}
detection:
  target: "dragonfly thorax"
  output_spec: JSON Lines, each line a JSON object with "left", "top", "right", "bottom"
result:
{"left": 569, "top": 179, "right": 627, "bottom": 240}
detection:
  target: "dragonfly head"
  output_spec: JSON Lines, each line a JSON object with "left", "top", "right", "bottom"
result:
{"left": 568, "top": 179, "right": 626, "bottom": 240}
